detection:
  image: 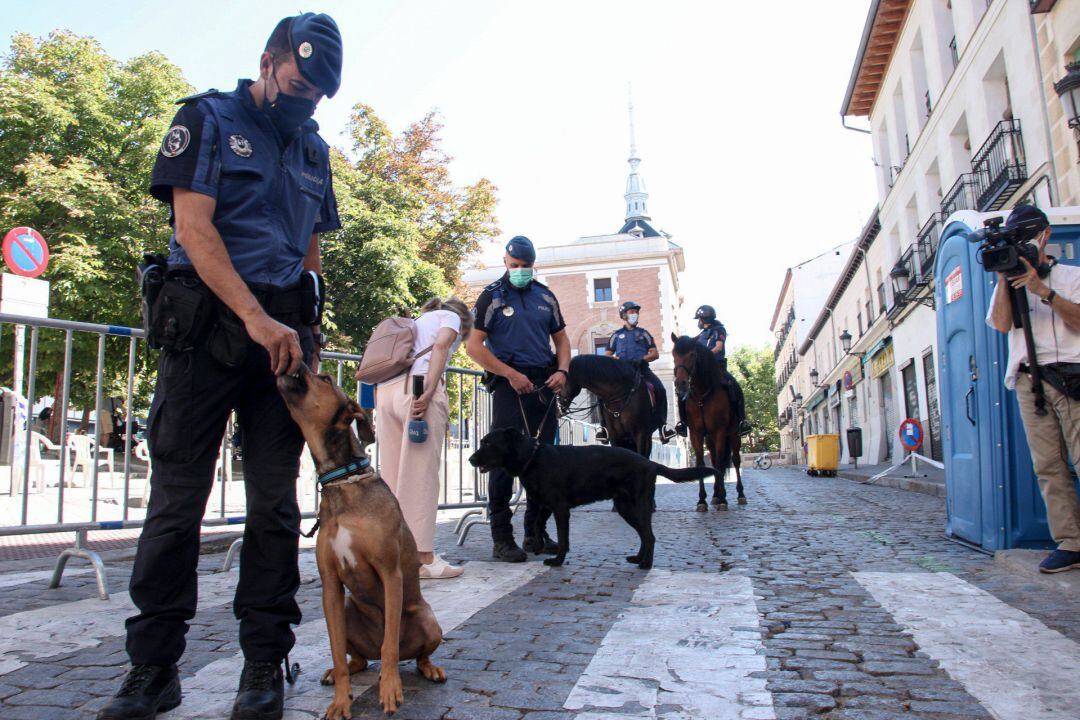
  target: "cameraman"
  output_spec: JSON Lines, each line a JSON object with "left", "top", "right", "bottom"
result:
{"left": 986, "top": 204, "right": 1080, "bottom": 574}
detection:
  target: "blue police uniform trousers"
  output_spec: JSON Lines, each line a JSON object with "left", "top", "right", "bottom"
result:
{"left": 126, "top": 315, "right": 315, "bottom": 666}
{"left": 487, "top": 372, "right": 556, "bottom": 543}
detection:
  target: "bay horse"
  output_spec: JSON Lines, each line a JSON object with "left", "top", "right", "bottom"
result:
{"left": 670, "top": 334, "right": 745, "bottom": 511}
{"left": 559, "top": 354, "right": 656, "bottom": 458}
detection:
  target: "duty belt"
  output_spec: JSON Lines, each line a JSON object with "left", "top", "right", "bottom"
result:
{"left": 247, "top": 282, "right": 304, "bottom": 319}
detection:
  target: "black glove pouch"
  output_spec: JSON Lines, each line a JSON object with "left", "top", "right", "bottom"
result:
{"left": 207, "top": 306, "right": 250, "bottom": 368}
{"left": 149, "top": 277, "right": 213, "bottom": 352}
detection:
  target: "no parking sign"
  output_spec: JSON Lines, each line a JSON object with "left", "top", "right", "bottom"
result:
{"left": 2, "top": 227, "right": 50, "bottom": 278}
{"left": 898, "top": 418, "right": 923, "bottom": 452}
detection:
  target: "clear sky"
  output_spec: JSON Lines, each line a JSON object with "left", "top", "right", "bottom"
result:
{"left": 2, "top": 0, "right": 880, "bottom": 350}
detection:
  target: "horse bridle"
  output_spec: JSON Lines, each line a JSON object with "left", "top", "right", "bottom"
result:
{"left": 599, "top": 370, "right": 643, "bottom": 420}
{"left": 674, "top": 361, "right": 713, "bottom": 407}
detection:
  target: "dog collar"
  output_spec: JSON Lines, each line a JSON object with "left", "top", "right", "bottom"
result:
{"left": 318, "top": 457, "right": 372, "bottom": 487}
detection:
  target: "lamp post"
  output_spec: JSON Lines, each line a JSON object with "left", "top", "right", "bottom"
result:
{"left": 1055, "top": 62, "right": 1080, "bottom": 161}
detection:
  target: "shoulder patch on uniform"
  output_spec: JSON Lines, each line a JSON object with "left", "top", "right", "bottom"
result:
{"left": 160, "top": 125, "right": 191, "bottom": 157}
{"left": 484, "top": 279, "right": 503, "bottom": 291}
{"left": 531, "top": 279, "right": 550, "bottom": 289}
{"left": 174, "top": 88, "right": 220, "bottom": 105}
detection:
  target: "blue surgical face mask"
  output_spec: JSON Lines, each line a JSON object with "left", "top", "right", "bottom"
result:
{"left": 508, "top": 268, "right": 533, "bottom": 288}
{"left": 697, "top": 320, "right": 705, "bottom": 330}
{"left": 265, "top": 66, "right": 316, "bottom": 136}
{"left": 627, "top": 313, "right": 639, "bottom": 326}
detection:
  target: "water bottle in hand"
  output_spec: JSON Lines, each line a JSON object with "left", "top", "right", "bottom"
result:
{"left": 408, "top": 375, "right": 428, "bottom": 443}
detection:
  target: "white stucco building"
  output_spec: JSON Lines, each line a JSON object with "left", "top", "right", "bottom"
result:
{"left": 775, "top": 0, "right": 1064, "bottom": 467}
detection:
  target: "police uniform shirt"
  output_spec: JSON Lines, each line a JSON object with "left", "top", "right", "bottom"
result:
{"left": 473, "top": 275, "right": 565, "bottom": 369}
{"left": 609, "top": 326, "right": 655, "bottom": 362}
{"left": 696, "top": 322, "right": 728, "bottom": 352}
{"left": 149, "top": 80, "right": 341, "bottom": 288}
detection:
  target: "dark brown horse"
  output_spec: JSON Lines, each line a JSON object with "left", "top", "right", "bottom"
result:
{"left": 559, "top": 354, "right": 654, "bottom": 458}
{"left": 670, "top": 334, "right": 745, "bottom": 511}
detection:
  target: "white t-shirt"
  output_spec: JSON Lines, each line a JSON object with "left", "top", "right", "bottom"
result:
{"left": 984, "top": 262, "right": 1080, "bottom": 390}
{"left": 411, "top": 309, "right": 462, "bottom": 377}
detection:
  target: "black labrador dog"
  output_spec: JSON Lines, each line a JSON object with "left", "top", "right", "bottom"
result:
{"left": 468, "top": 427, "right": 715, "bottom": 569}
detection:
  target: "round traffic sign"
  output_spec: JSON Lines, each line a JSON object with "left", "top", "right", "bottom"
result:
{"left": 2, "top": 227, "right": 49, "bottom": 278}
{"left": 898, "top": 417, "right": 923, "bottom": 451}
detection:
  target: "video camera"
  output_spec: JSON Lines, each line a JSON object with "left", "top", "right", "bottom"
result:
{"left": 969, "top": 214, "right": 1047, "bottom": 277}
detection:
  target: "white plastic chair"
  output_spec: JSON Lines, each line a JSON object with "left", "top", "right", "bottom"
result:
{"left": 20, "top": 431, "right": 61, "bottom": 493}
{"left": 67, "top": 433, "right": 115, "bottom": 487}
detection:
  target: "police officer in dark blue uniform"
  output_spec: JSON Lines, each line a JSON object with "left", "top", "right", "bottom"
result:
{"left": 100, "top": 14, "right": 342, "bottom": 720}
{"left": 604, "top": 300, "right": 676, "bottom": 443}
{"left": 467, "top": 236, "right": 570, "bottom": 562}
{"left": 674, "top": 305, "right": 752, "bottom": 437}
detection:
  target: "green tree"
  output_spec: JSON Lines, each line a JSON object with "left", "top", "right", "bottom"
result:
{"left": 0, "top": 32, "right": 500, "bottom": 427}
{"left": 0, "top": 31, "right": 191, "bottom": 412}
{"left": 729, "top": 344, "right": 780, "bottom": 453}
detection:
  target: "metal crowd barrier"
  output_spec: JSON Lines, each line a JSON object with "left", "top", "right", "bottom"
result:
{"left": 0, "top": 313, "right": 494, "bottom": 599}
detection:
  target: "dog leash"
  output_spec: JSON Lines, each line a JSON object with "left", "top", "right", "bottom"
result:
{"left": 302, "top": 458, "right": 375, "bottom": 538}
{"left": 516, "top": 386, "right": 558, "bottom": 441}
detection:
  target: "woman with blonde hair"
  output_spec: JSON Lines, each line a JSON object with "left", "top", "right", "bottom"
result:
{"left": 375, "top": 296, "right": 473, "bottom": 578}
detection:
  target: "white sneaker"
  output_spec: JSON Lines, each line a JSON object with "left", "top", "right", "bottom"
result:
{"left": 419, "top": 555, "right": 464, "bottom": 579}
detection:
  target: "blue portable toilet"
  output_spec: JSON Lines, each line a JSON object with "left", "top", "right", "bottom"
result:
{"left": 936, "top": 208, "right": 1080, "bottom": 551}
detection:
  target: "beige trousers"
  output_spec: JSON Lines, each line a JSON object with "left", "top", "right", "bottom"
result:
{"left": 375, "top": 374, "right": 448, "bottom": 553}
{"left": 1016, "top": 378, "right": 1080, "bottom": 551}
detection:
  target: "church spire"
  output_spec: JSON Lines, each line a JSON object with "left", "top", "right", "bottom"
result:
{"left": 624, "top": 84, "right": 650, "bottom": 222}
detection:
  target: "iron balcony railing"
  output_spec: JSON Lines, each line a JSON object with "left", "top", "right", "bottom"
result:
{"left": 940, "top": 172, "right": 979, "bottom": 217}
{"left": 916, "top": 212, "right": 943, "bottom": 282}
{"left": 971, "top": 119, "right": 1027, "bottom": 211}
{"left": 899, "top": 246, "right": 918, "bottom": 299}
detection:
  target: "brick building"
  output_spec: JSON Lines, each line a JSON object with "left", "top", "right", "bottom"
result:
{"left": 465, "top": 96, "right": 687, "bottom": 420}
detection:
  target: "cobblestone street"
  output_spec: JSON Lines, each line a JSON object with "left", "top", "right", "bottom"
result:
{"left": 1, "top": 466, "right": 1078, "bottom": 719}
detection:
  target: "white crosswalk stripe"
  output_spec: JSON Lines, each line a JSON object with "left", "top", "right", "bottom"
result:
{"left": 0, "top": 553, "right": 319, "bottom": 677}
{"left": 162, "top": 561, "right": 547, "bottom": 720}
{"left": 564, "top": 571, "right": 775, "bottom": 720}
{"left": 855, "top": 571, "right": 1080, "bottom": 720}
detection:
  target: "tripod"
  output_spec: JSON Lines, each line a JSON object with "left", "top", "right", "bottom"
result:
{"left": 1008, "top": 283, "right": 1049, "bottom": 416}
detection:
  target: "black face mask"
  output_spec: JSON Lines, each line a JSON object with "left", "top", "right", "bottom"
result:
{"left": 265, "top": 67, "right": 315, "bottom": 136}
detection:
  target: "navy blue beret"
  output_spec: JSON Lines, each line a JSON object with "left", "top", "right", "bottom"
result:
{"left": 505, "top": 235, "right": 536, "bottom": 263}
{"left": 289, "top": 13, "right": 343, "bottom": 98}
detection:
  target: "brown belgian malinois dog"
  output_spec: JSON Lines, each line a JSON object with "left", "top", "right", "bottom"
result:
{"left": 277, "top": 366, "right": 445, "bottom": 718}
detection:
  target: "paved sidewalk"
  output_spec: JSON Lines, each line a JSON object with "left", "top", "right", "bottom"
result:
{"left": 0, "top": 469, "right": 1078, "bottom": 719}
{"left": 835, "top": 460, "right": 947, "bottom": 497}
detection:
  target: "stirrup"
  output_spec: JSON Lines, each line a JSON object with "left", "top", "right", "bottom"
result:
{"left": 595, "top": 427, "right": 610, "bottom": 445}
{"left": 674, "top": 422, "right": 688, "bottom": 438}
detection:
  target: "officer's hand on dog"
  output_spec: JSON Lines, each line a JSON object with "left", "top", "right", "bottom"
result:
{"left": 508, "top": 370, "right": 534, "bottom": 395}
{"left": 246, "top": 312, "right": 303, "bottom": 375}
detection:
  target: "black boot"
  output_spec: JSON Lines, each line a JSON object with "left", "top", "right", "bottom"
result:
{"left": 492, "top": 539, "right": 527, "bottom": 562}
{"left": 523, "top": 532, "right": 558, "bottom": 555}
{"left": 231, "top": 660, "right": 285, "bottom": 720}
{"left": 739, "top": 420, "right": 752, "bottom": 436}
{"left": 97, "top": 664, "right": 181, "bottom": 720}
{"left": 674, "top": 421, "right": 688, "bottom": 438}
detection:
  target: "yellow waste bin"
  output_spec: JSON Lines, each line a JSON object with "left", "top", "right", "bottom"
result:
{"left": 806, "top": 434, "right": 840, "bottom": 477}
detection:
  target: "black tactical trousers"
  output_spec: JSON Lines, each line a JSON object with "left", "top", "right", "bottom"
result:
{"left": 126, "top": 325, "right": 313, "bottom": 666}
{"left": 487, "top": 373, "right": 556, "bottom": 543}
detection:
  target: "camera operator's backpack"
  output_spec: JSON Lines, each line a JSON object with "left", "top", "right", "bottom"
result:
{"left": 354, "top": 316, "right": 432, "bottom": 384}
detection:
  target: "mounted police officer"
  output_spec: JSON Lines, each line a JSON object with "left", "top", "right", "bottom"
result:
{"left": 99, "top": 14, "right": 342, "bottom": 720}
{"left": 604, "top": 300, "right": 676, "bottom": 444}
{"left": 674, "top": 305, "right": 752, "bottom": 437}
{"left": 466, "top": 236, "right": 570, "bottom": 562}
